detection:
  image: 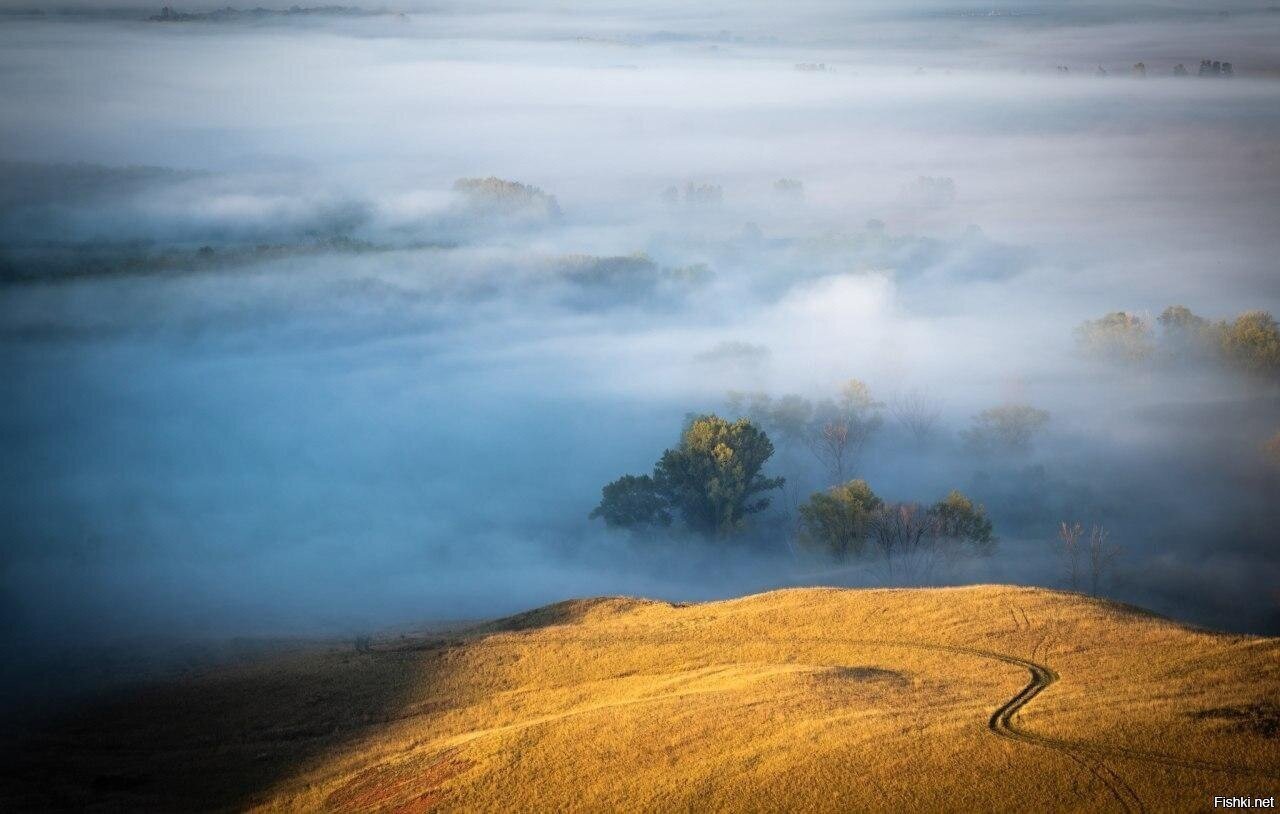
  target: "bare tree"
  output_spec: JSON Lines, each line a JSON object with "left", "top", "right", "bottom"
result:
{"left": 806, "top": 419, "right": 854, "bottom": 483}
{"left": 804, "top": 379, "right": 883, "bottom": 484}
{"left": 870, "top": 503, "right": 934, "bottom": 583}
{"left": 1088, "top": 525, "right": 1121, "bottom": 597}
{"left": 1056, "top": 522, "right": 1083, "bottom": 591}
{"left": 1057, "top": 521, "right": 1121, "bottom": 596}
{"left": 890, "top": 389, "right": 942, "bottom": 443}
{"left": 869, "top": 494, "right": 994, "bottom": 585}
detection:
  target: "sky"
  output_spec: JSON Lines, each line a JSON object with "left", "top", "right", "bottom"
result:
{"left": 1, "top": 0, "right": 1278, "bottom": 702}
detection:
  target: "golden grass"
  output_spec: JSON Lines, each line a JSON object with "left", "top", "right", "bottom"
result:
{"left": 3, "top": 585, "right": 1277, "bottom": 812}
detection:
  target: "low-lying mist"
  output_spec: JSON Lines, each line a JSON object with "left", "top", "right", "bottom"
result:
{"left": 1, "top": 0, "right": 1278, "bottom": 706}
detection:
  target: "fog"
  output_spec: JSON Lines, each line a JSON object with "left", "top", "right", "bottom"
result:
{"left": 1, "top": 1, "right": 1278, "bottom": 703}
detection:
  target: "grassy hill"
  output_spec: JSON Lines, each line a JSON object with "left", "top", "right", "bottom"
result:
{"left": 2, "top": 585, "right": 1277, "bottom": 811}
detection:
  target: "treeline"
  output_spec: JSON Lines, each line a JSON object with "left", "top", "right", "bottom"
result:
{"left": 797, "top": 480, "right": 993, "bottom": 582}
{"left": 554, "top": 253, "right": 711, "bottom": 301}
{"left": 150, "top": 6, "right": 380, "bottom": 22}
{"left": 730, "top": 381, "right": 1050, "bottom": 463}
{"left": 589, "top": 413, "right": 997, "bottom": 582}
{"left": 453, "top": 177, "right": 562, "bottom": 221}
{"left": 1058, "top": 60, "right": 1234, "bottom": 77}
{"left": 0, "top": 236, "right": 384, "bottom": 286}
{"left": 728, "top": 381, "right": 884, "bottom": 482}
{"left": 1076, "top": 306, "right": 1280, "bottom": 377}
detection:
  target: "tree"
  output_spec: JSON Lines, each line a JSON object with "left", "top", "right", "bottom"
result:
{"left": 589, "top": 475, "right": 671, "bottom": 529}
{"left": 769, "top": 395, "right": 816, "bottom": 448}
{"left": 726, "top": 391, "right": 813, "bottom": 450}
{"left": 683, "top": 183, "right": 723, "bottom": 205}
{"left": 797, "top": 479, "right": 882, "bottom": 560}
{"left": 1055, "top": 522, "right": 1083, "bottom": 591}
{"left": 1055, "top": 521, "right": 1120, "bottom": 596}
{"left": 868, "top": 490, "right": 994, "bottom": 583}
{"left": 868, "top": 503, "right": 931, "bottom": 582}
{"left": 591, "top": 415, "right": 784, "bottom": 540}
{"left": 654, "top": 416, "right": 784, "bottom": 538}
{"left": 1087, "top": 525, "right": 1121, "bottom": 597}
{"left": 804, "top": 379, "right": 883, "bottom": 483}
{"left": 1157, "top": 305, "right": 1221, "bottom": 362}
{"left": 726, "top": 390, "right": 771, "bottom": 424}
{"left": 1152, "top": 306, "right": 1280, "bottom": 377}
{"left": 773, "top": 178, "right": 804, "bottom": 197}
{"left": 890, "top": 389, "right": 942, "bottom": 443}
{"left": 453, "top": 176, "right": 562, "bottom": 220}
{"left": 927, "top": 490, "right": 995, "bottom": 556}
{"left": 963, "top": 405, "right": 1049, "bottom": 455}
{"left": 1075, "top": 311, "right": 1154, "bottom": 363}
{"left": 1220, "top": 310, "right": 1280, "bottom": 377}
{"left": 1157, "top": 305, "right": 1207, "bottom": 332}
{"left": 796, "top": 482, "right": 994, "bottom": 582}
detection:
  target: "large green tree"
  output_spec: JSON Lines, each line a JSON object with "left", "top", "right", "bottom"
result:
{"left": 591, "top": 415, "right": 784, "bottom": 539}
{"left": 588, "top": 475, "right": 671, "bottom": 529}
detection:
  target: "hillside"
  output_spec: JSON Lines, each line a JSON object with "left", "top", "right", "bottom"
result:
{"left": 2, "top": 585, "right": 1278, "bottom": 812}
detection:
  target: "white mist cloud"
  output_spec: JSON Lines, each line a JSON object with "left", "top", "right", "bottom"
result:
{"left": 1, "top": 1, "right": 1278, "bottom": 696}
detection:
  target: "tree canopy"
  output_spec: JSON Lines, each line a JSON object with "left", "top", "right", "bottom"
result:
{"left": 797, "top": 480, "right": 995, "bottom": 580}
{"left": 588, "top": 475, "right": 671, "bottom": 529}
{"left": 1079, "top": 306, "right": 1280, "bottom": 380}
{"left": 797, "top": 479, "right": 882, "bottom": 559}
{"left": 963, "top": 404, "right": 1050, "bottom": 455}
{"left": 591, "top": 415, "right": 784, "bottom": 539}
{"left": 1075, "top": 311, "right": 1153, "bottom": 363}
{"left": 926, "top": 490, "right": 996, "bottom": 556}
{"left": 727, "top": 379, "right": 883, "bottom": 484}
{"left": 1221, "top": 311, "right": 1280, "bottom": 377}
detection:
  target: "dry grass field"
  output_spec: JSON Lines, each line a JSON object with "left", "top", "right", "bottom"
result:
{"left": 2, "top": 585, "right": 1277, "bottom": 812}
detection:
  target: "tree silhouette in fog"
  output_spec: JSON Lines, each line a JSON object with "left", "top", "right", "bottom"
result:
{"left": 592, "top": 415, "right": 783, "bottom": 539}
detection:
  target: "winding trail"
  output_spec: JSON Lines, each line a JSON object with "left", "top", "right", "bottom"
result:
{"left": 886, "top": 640, "right": 1146, "bottom": 814}
{"left": 852, "top": 637, "right": 1280, "bottom": 812}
